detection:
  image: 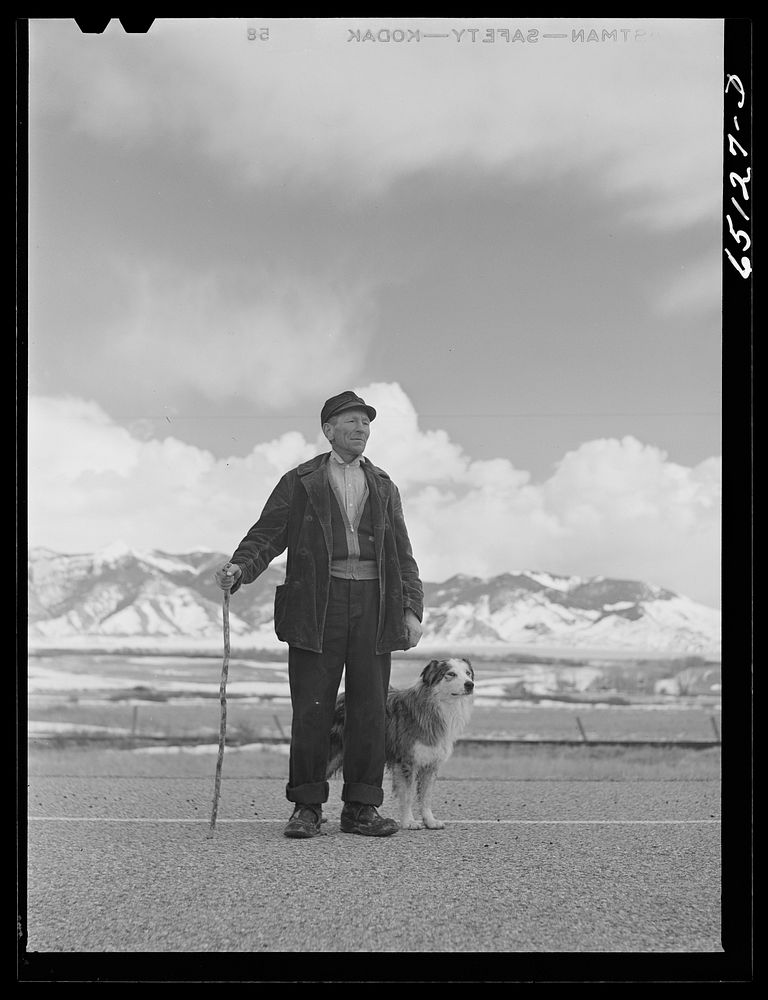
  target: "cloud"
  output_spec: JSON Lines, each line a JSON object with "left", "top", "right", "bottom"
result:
{"left": 362, "top": 385, "right": 720, "bottom": 605}
{"left": 27, "top": 383, "right": 721, "bottom": 606}
{"left": 27, "top": 395, "right": 319, "bottom": 557}
{"left": 30, "top": 17, "right": 723, "bottom": 229}
{"left": 91, "top": 259, "right": 378, "bottom": 409}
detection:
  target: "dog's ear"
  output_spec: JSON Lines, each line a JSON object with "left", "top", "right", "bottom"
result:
{"left": 421, "top": 659, "right": 446, "bottom": 686}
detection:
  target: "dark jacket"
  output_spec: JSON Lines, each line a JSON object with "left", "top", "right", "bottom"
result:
{"left": 229, "top": 452, "right": 423, "bottom": 654}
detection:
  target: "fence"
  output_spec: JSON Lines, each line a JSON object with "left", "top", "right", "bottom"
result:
{"left": 27, "top": 701, "right": 722, "bottom": 749}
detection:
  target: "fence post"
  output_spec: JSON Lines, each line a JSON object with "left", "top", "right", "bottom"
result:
{"left": 575, "top": 716, "right": 589, "bottom": 742}
{"left": 710, "top": 715, "right": 721, "bottom": 740}
{"left": 131, "top": 705, "right": 139, "bottom": 737}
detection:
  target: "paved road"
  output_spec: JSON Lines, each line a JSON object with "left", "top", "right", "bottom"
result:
{"left": 21, "top": 743, "right": 724, "bottom": 965}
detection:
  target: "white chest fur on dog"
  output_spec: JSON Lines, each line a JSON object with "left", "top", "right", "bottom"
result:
{"left": 411, "top": 730, "right": 459, "bottom": 769}
{"left": 411, "top": 691, "right": 473, "bottom": 767}
{"left": 326, "top": 657, "right": 476, "bottom": 831}
{"left": 411, "top": 739, "right": 446, "bottom": 769}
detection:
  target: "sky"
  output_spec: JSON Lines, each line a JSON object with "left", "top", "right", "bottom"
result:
{"left": 25, "top": 17, "right": 724, "bottom": 607}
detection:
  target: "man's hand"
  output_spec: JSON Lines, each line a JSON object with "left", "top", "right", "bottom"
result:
{"left": 214, "top": 562, "right": 242, "bottom": 591}
{"left": 403, "top": 609, "right": 423, "bottom": 649}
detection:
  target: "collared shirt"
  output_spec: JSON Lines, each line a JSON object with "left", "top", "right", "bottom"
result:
{"left": 327, "top": 450, "right": 377, "bottom": 580}
{"left": 327, "top": 449, "right": 368, "bottom": 522}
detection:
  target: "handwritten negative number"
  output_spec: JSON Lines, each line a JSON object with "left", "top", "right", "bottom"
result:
{"left": 724, "top": 74, "right": 751, "bottom": 280}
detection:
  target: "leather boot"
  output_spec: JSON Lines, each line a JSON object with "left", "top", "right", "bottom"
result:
{"left": 284, "top": 803, "right": 323, "bottom": 838}
{"left": 340, "top": 802, "right": 399, "bottom": 837}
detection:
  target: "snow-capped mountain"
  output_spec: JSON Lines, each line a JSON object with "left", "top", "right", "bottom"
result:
{"left": 421, "top": 573, "right": 720, "bottom": 655}
{"left": 27, "top": 546, "right": 721, "bottom": 656}
{"left": 27, "top": 544, "right": 286, "bottom": 648}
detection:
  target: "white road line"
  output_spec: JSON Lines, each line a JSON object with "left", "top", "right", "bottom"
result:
{"left": 27, "top": 817, "right": 721, "bottom": 825}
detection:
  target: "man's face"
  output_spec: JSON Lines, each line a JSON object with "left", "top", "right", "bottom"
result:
{"left": 324, "top": 408, "right": 371, "bottom": 460}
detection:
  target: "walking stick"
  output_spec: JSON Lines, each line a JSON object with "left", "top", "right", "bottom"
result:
{"left": 207, "top": 589, "right": 231, "bottom": 838}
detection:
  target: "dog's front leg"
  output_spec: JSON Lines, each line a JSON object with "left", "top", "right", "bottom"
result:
{"left": 391, "top": 763, "right": 422, "bottom": 829}
{"left": 417, "top": 766, "right": 444, "bottom": 830}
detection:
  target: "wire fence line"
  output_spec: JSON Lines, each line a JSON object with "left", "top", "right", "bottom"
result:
{"left": 27, "top": 732, "right": 721, "bottom": 749}
{"left": 28, "top": 702, "right": 722, "bottom": 748}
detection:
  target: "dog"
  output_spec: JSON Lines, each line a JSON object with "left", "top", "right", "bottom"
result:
{"left": 327, "top": 658, "right": 474, "bottom": 830}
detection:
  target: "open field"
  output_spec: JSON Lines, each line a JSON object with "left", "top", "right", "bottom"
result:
{"left": 27, "top": 653, "right": 722, "bottom": 750}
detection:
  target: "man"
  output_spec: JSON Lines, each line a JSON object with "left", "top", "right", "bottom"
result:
{"left": 214, "top": 391, "right": 423, "bottom": 839}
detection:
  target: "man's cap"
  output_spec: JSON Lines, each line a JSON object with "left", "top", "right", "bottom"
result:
{"left": 321, "top": 391, "right": 377, "bottom": 426}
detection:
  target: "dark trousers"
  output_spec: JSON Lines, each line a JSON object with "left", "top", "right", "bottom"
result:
{"left": 286, "top": 578, "right": 391, "bottom": 807}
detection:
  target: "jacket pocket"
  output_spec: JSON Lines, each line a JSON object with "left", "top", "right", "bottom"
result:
{"left": 273, "top": 584, "right": 287, "bottom": 636}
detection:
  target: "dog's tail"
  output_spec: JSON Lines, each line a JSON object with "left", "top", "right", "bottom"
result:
{"left": 325, "top": 694, "right": 345, "bottom": 778}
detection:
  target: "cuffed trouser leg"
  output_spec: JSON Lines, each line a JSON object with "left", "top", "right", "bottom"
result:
{"left": 338, "top": 580, "right": 391, "bottom": 806}
{"left": 286, "top": 647, "right": 344, "bottom": 805}
{"left": 284, "top": 578, "right": 390, "bottom": 807}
